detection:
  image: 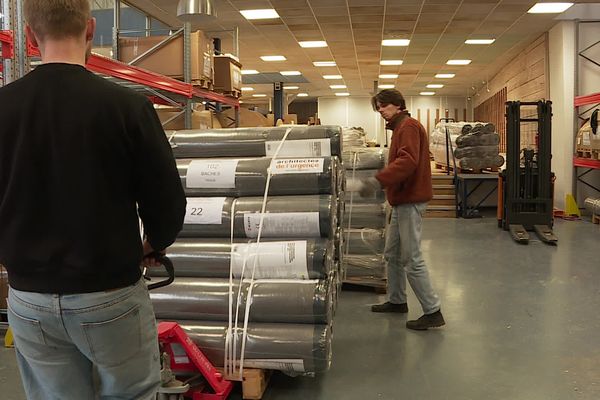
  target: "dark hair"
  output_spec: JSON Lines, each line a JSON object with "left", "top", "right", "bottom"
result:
{"left": 371, "top": 89, "right": 406, "bottom": 111}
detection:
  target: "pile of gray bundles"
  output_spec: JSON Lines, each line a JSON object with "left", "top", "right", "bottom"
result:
{"left": 341, "top": 144, "right": 388, "bottom": 284}
{"left": 453, "top": 123, "right": 505, "bottom": 170}
{"left": 150, "top": 126, "right": 344, "bottom": 374}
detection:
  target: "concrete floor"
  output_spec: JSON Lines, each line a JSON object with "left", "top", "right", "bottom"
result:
{"left": 1, "top": 217, "right": 599, "bottom": 400}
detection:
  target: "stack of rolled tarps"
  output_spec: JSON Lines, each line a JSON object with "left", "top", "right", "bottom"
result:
{"left": 341, "top": 145, "right": 389, "bottom": 285}
{"left": 150, "top": 126, "right": 343, "bottom": 375}
{"left": 430, "top": 121, "right": 505, "bottom": 171}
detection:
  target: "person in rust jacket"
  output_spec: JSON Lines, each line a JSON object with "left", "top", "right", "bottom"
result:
{"left": 360, "top": 89, "right": 444, "bottom": 330}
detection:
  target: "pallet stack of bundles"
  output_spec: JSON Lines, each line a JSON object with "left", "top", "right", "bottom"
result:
{"left": 341, "top": 128, "right": 389, "bottom": 288}
{"left": 430, "top": 121, "right": 504, "bottom": 171}
{"left": 148, "top": 126, "right": 344, "bottom": 376}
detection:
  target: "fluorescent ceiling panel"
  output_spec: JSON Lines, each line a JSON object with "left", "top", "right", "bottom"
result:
{"left": 420, "top": 92, "right": 435, "bottom": 96}
{"left": 447, "top": 59, "right": 471, "bottom": 65}
{"left": 335, "top": 92, "right": 350, "bottom": 96}
{"left": 323, "top": 75, "right": 343, "bottom": 79}
{"left": 528, "top": 2, "right": 573, "bottom": 13}
{"left": 378, "top": 84, "right": 395, "bottom": 89}
{"left": 465, "top": 39, "right": 495, "bottom": 45}
{"left": 330, "top": 85, "right": 347, "bottom": 89}
{"left": 280, "top": 71, "right": 302, "bottom": 76}
{"left": 261, "top": 55, "right": 286, "bottom": 61}
{"left": 435, "top": 73, "right": 455, "bottom": 78}
{"left": 380, "top": 60, "right": 403, "bottom": 66}
{"left": 297, "top": 93, "right": 309, "bottom": 97}
{"left": 240, "top": 9, "right": 280, "bottom": 20}
{"left": 299, "top": 41, "right": 328, "bottom": 48}
{"left": 379, "top": 74, "right": 398, "bottom": 79}
{"left": 314, "top": 61, "right": 336, "bottom": 67}
{"left": 427, "top": 84, "right": 444, "bottom": 88}
{"left": 382, "top": 39, "right": 410, "bottom": 46}
{"left": 241, "top": 69, "right": 259, "bottom": 75}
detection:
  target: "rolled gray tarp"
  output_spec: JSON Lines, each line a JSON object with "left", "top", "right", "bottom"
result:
{"left": 172, "top": 320, "right": 332, "bottom": 373}
{"left": 342, "top": 147, "right": 388, "bottom": 170}
{"left": 456, "top": 132, "right": 500, "bottom": 147}
{"left": 150, "top": 278, "right": 332, "bottom": 324}
{"left": 343, "top": 255, "right": 386, "bottom": 279}
{"left": 345, "top": 228, "right": 385, "bottom": 255}
{"left": 458, "top": 155, "right": 505, "bottom": 170}
{"left": 177, "top": 157, "right": 336, "bottom": 197}
{"left": 584, "top": 197, "right": 600, "bottom": 215}
{"left": 148, "top": 238, "right": 334, "bottom": 279}
{"left": 168, "top": 126, "right": 342, "bottom": 158}
{"left": 180, "top": 195, "right": 335, "bottom": 239}
{"left": 454, "top": 145, "right": 500, "bottom": 159}
{"left": 343, "top": 203, "right": 386, "bottom": 229}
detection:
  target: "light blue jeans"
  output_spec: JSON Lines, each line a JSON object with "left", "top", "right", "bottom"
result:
{"left": 385, "top": 203, "right": 441, "bottom": 314}
{"left": 7, "top": 278, "right": 160, "bottom": 400}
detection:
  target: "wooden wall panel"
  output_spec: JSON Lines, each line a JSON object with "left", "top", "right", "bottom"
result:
{"left": 474, "top": 87, "right": 507, "bottom": 152}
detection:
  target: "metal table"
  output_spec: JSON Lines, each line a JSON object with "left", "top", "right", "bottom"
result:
{"left": 456, "top": 173, "right": 499, "bottom": 218}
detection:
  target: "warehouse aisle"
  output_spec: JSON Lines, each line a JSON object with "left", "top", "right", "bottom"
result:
{"left": 1, "top": 217, "right": 599, "bottom": 400}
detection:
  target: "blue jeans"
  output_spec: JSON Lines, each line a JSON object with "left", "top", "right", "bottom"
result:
{"left": 384, "top": 203, "right": 441, "bottom": 314}
{"left": 7, "top": 278, "right": 160, "bottom": 400}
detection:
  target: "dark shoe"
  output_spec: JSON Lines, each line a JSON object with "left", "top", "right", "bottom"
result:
{"left": 371, "top": 302, "right": 408, "bottom": 313}
{"left": 406, "top": 310, "right": 445, "bottom": 330}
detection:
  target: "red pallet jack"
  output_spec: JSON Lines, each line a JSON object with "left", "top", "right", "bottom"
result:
{"left": 147, "top": 255, "right": 234, "bottom": 400}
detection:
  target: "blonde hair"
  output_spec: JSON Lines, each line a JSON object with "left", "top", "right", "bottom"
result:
{"left": 24, "top": 0, "right": 91, "bottom": 41}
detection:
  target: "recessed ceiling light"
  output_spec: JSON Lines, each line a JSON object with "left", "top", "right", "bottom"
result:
{"left": 297, "top": 93, "right": 309, "bottom": 97}
{"left": 378, "top": 84, "right": 395, "bottom": 89}
{"left": 280, "top": 71, "right": 302, "bottom": 76}
{"left": 284, "top": 86, "right": 299, "bottom": 90}
{"left": 240, "top": 9, "right": 280, "bottom": 20}
{"left": 313, "top": 61, "right": 336, "bottom": 67}
{"left": 465, "top": 39, "right": 496, "bottom": 45}
{"left": 261, "top": 55, "right": 286, "bottom": 62}
{"left": 420, "top": 92, "right": 435, "bottom": 96}
{"left": 330, "top": 85, "right": 347, "bottom": 89}
{"left": 299, "top": 41, "right": 328, "bottom": 48}
{"left": 427, "top": 84, "right": 444, "bottom": 88}
{"left": 379, "top": 74, "right": 399, "bottom": 79}
{"left": 447, "top": 59, "right": 471, "bottom": 65}
{"left": 382, "top": 39, "right": 410, "bottom": 46}
{"left": 241, "top": 69, "right": 259, "bottom": 75}
{"left": 323, "top": 75, "right": 343, "bottom": 79}
{"left": 528, "top": 2, "right": 573, "bottom": 13}
{"left": 435, "top": 73, "right": 455, "bottom": 78}
{"left": 252, "top": 94, "right": 267, "bottom": 97}
{"left": 335, "top": 92, "right": 350, "bottom": 97}
{"left": 241, "top": 87, "right": 254, "bottom": 91}
{"left": 380, "top": 60, "right": 403, "bottom": 66}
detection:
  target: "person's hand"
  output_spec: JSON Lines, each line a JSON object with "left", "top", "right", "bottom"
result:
{"left": 359, "top": 177, "right": 381, "bottom": 197}
{"left": 142, "top": 240, "right": 165, "bottom": 268}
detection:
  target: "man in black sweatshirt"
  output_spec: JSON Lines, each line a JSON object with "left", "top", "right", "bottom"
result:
{"left": 0, "top": 1, "right": 186, "bottom": 398}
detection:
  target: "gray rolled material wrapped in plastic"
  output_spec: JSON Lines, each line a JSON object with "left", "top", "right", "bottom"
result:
{"left": 456, "top": 132, "right": 500, "bottom": 147}
{"left": 343, "top": 203, "right": 386, "bottom": 229}
{"left": 458, "top": 155, "right": 505, "bottom": 170}
{"left": 342, "top": 148, "right": 388, "bottom": 170}
{"left": 180, "top": 195, "right": 335, "bottom": 239}
{"left": 148, "top": 238, "right": 334, "bottom": 279}
{"left": 150, "top": 278, "right": 332, "bottom": 324}
{"left": 454, "top": 145, "right": 500, "bottom": 159}
{"left": 345, "top": 228, "right": 385, "bottom": 255}
{"left": 177, "top": 157, "right": 336, "bottom": 197}
{"left": 168, "top": 126, "right": 342, "bottom": 158}
{"left": 345, "top": 169, "right": 385, "bottom": 203}
{"left": 343, "top": 255, "right": 385, "bottom": 279}
{"left": 173, "top": 321, "right": 332, "bottom": 373}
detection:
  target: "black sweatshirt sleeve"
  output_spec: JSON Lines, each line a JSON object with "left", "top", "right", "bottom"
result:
{"left": 132, "top": 100, "right": 186, "bottom": 251}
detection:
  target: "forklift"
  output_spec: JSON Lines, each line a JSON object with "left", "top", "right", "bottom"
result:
{"left": 499, "top": 100, "right": 557, "bottom": 245}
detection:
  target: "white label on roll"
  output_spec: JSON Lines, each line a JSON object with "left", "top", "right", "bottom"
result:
{"left": 269, "top": 158, "right": 324, "bottom": 175}
{"left": 230, "top": 241, "right": 309, "bottom": 279}
{"left": 583, "top": 132, "right": 591, "bottom": 146}
{"left": 186, "top": 159, "right": 239, "bottom": 188}
{"left": 243, "top": 212, "right": 321, "bottom": 238}
{"left": 243, "top": 359, "right": 305, "bottom": 373}
{"left": 184, "top": 197, "right": 226, "bottom": 224}
{"left": 265, "top": 139, "right": 331, "bottom": 157}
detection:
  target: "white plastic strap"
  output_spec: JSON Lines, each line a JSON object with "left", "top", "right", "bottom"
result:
{"left": 238, "top": 127, "right": 293, "bottom": 378}
{"left": 225, "top": 199, "right": 236, "bottom": 377}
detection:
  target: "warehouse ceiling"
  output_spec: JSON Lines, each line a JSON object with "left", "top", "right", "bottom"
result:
{"left": 124, "top": 0, "right": 599, "bottom": 100}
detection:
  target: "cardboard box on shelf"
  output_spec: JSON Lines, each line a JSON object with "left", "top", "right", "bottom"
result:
{"left": 119, "top": 31, "right": 214, "bottom": 83}
{"left": 217, "top": 108, "right": 269, "bottom": 128}
{"left": 156, "top": 107, "right": 214, "bottom": 130}
{"left": 213, "top": 55, "right": 242, "bottom": 93}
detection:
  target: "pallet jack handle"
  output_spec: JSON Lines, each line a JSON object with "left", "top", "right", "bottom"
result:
{"left": 145, "top": 252, "right": 175, "bottom": 291}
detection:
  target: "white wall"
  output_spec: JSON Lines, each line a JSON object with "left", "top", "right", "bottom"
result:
{"left": 548, "top": 21, "right": 576, "bottom": 210}
{"left": 318, "top": 96, "right": 472, "bottom": 146}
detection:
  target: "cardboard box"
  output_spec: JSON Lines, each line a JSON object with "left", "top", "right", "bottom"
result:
{"left": 157, "top": 107, "right": 214, "bottom": 130}
{"left": 213, "top": 55, "right": 242, "bottom": 92}
{"left": 576, "top": 115, "right": 600, "bottom": 152}
{"left": 0, "top": 265, "right": 7, "bottom": 310}
{"left": 119, "top": 31, "right": 213, "bottom": 82}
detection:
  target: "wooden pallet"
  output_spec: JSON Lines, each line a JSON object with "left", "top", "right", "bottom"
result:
{"left": 221, "top": 368, "right": 272, "bottom": 400}
{"left": 192, "top": 78, "right": 213, "bottom": 91}
{"left": 435, "top": 163, "right": 498, "bottom": 174}
{"left": 342, "top": 278, "right": 387, "bottom": 294}
{"left": 593, "top": 213, "right": 600, "bottom": 224}
{"left": 576, "top": 149, "right": 600, "bottom": 160}
{"left": 216, "top": 89, "right": 241, "bottom": 99}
